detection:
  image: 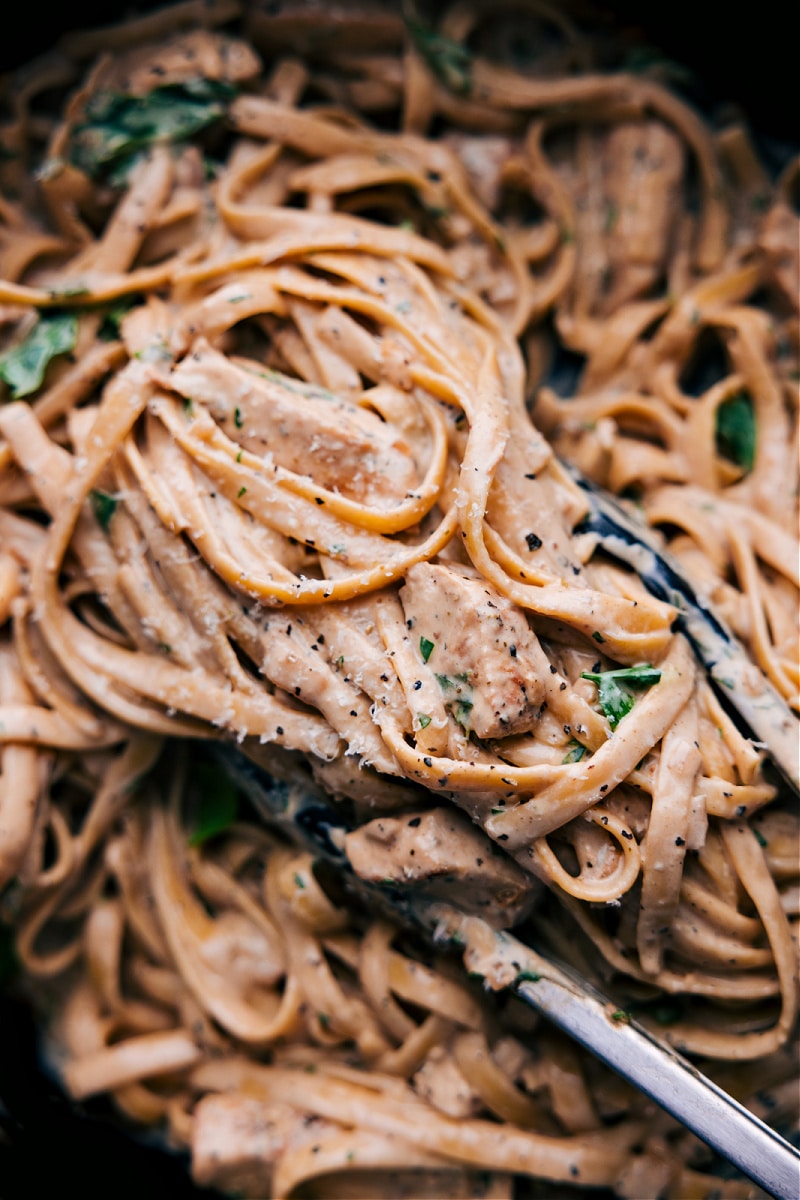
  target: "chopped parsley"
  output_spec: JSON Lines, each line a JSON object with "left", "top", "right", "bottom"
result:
{"left": 417, "top": 712, "right": 432, "bottom": 728}
{"left": 581, "top": 665, "right": 662, "bottom": 730}
{"left": 435, "top": 673, "right": 474, "bottom": 731}
{"left": 419, "top": 636, "right": 435, "bottom": 662}
{"left": 562, "top": 739, "right": 587, "bottom": 764}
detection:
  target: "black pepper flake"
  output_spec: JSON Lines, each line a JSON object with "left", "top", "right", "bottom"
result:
{"left": 620, "top": 829, "right": 633, "bottom": 840}
{"left": 560, "top": 681, "right": 567, "bottom": 690}
{"left": 315, "top": 497, "right": 324, "bottom": 505}
{"left": 316, "top": 634, "right": 325, "bottom": 644}
{"left": 524, "top": 473, "right": 536, "bottom": 479}
{"left": 285, "top": 624, "right": 292, "bottom": 635}
{"left": 525, "top": 531, "right": 543, "bottom": 551}
{"left": 675, "top": 836, "right": 685, "bottom": 846}
{"left": 276, "top": 726, "right": 284, "bottom": 735}
{"left": 497, "top": 834, "right": 509, "bottom": 841}
{"left": 423, "top": 757, "right": 433, "bottom": 767}
{"left": 600, "top": 783, "right": 608, "bottom": 792}
{"left": 294, "top": 686, "right": 301, "bottom": 695}
{"left": 349, "top": 710, "right": 358, "bottom": 717}
{"left": 476, "top": 857, "right": 483, "bottom": 866}
{"left": 509, "top": 645, "right": 517, "bottom": 657}
{"left": 413, "top": 680, "right": 422, "bottom": 690}
{"left": 408, "top": 817, "right": 422, "bottom": 827}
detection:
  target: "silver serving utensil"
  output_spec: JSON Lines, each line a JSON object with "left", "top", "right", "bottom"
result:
{"left": 217, "top": 748, "right": 800, "bottom": 1200}
{"left": 214, "top": 469, "right": 799, "bottom": 1197}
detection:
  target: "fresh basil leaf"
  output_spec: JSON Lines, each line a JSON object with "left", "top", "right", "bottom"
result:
{"left": 0, "top": 312, "right": 78, "bottom": 399}
{"left": 187, "top": 759, "right": 239, "bottom": 846}
{"left": 715, "top": 391, "right": 756, "bottom": 473}
{"left": 407, "top": 19, "right": 473, "bottom": 96}
{"left": 69, "top": 78, "right": 237, "bottom": 180}
{"left": 581, "top": 665, "right": 662, "bottom": 730}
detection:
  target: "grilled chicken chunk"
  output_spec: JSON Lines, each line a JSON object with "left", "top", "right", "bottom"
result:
{"left": 399, "top": 563, "right": 546, "bottom": 739}
{"left": 344, "top": 807, "right": 538, "bottom": 927}
{"left": 166, "top": 340, "right": 419, "bottom": 507}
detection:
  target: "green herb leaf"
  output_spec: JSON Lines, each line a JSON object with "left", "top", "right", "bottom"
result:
{"left": 0, "top": 312, "right": 78, "bottom": 399}
{"left": 187, "top": 760, "right": 239, "bottom": 846}
{"left": 562, "top": 739, "right": 587, "bottom": 764}
{"left": 99, "top": 297, "right": 138, "bottom": 340}
{"left": 516, "top": 970, "right": 541, "bottom": 984}
{"left": 419, "top": 636, "right": 435, "bottom": 662}
{"left": 417, "top": 712, "right": 432, "bottom": 729}
{"left": 69, "top": 78, "right": 237, "bottom": 180}
{"left": 715, "top": 391, "right": 756, "bottom": 473}
{"left": 434, "top": 673, "right": 474, "bottom": 731}
{"left": 581, "top": 665, "right": 662, "bottom": 730}
{"left": 90, "top": 489, "right": 119, "bottom": 532}
{"left": 407, "top": 19, "right": 473, "bottom": 95}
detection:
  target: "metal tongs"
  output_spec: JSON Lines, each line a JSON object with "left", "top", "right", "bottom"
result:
{"left": 217, "top": 480, "right": 800, "bottom": 1200}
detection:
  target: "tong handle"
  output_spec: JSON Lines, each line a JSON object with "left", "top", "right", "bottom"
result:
{"left": 513, "top": 965, "right": 800, "bottom": 1200}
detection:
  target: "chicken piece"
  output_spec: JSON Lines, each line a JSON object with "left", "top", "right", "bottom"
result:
{"left": 192, "top": 1094, "right": 326, "bottom": 1194}
{"left": 603, "top": 120, "right": 685, "bottom": 309}
{"left": 413, "top": 1045, "right": 483, "bottom": 1119}
{"left": 165, "top": 341, "right": 419, "bottom": 508}
{"left": 399, "top": 563, "right": 546, "bottom": 739}
{"left": 344, "top": 807, "right": 538, "bottom": 927}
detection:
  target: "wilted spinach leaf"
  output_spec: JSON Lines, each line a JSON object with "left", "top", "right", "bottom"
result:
{"left": 407, "top": 20, "right": 473, "bottom": 95}
{"left": 69, "top": 78, "right": 237, "bottom": 179}
{"left": 187, "top": 759, "right": 239, "bottom": 846}
{"left": 0, "top": 312, "right": 78, "bottom": 399}
{"left": 715, "top": 391, "right": 756, "bottom": 473}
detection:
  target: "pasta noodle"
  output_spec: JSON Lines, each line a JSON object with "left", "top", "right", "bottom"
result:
{"left": 0, "top": 2, "right": 797, "bottom": 1196}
